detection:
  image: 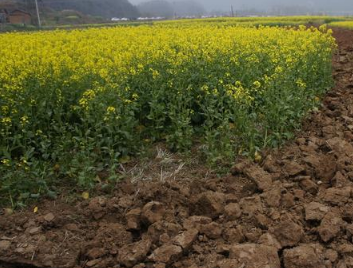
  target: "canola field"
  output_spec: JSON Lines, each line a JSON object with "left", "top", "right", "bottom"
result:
{"left": 0, "top": 23, "right": 336, "bottom": 204}
{"left": 330, "top": 21, "right": 353, "bottom": 29}
{"left": 157, "top": 16, "right": 348, "bottom": 27}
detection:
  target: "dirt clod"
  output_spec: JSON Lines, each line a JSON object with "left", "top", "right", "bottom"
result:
{"left": 229, "top": 244, "right": 280, "bottom": 268}
{"left": 43, "top": 213, "right": 55, "bottom": 222}
{"left": 305, "top": 202, "right": 330, "bottom": 221}
{"left": 284, "top": 161, "right": 306, "bottom": 177}
{"left": 172, "top": 229, "right": 198, "bottom": 250}
{"left": 200, "top": 222, "right": 222, "bottom": 239}
{"left": 192, "top": 192, "right": 225, "bottom": 219}
{"left": 283, "top": 244, "right": 325, "bottom": 268}
{"left": 148, "top": 244, "right": 183, "bottom": 264}
{"left": 258, "top": 233, "right": 281, "bottom": 250}
{"left": 142, "top": 202, "right": 165, "bottom": 225}
{"left": 270, "top": 220, "right": 304, "bottom": 247}
{"left": 323, "top": 187, "right": 352, "bottom": 205}
{"left": 0, "top": 240, "right": 11, "bottom": 252}
{"left": 224, "top": 203, "right": 242, "bottom": 220}
{"left": 318, "top": 212, "right": 344, "bottom": 242}
{"left": 243, "top": 165, "right": 273, "bottom": 191}
{"left": 299, "top": 177, "right": 319, "bottom": 195}
{"left": 126, "top": 208, "right": 142, "bottom": 230}
{"left": 118, "top": 239, "right": 152, "bottom": 268}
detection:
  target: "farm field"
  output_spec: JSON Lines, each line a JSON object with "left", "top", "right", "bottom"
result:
{"left": 1, "top": 15, "right": 353, "bottom": 32}
{"left": 1, "top": 18, "right": 353, "bottom": 268}
{"left": 157, "top": 15, "right": 352, "bottom": 27}
{"left": 0, "top": 22, "right": 335, "bottom": 206}
{"left": 330, "top": 20, "right": 353, "bottom": 29}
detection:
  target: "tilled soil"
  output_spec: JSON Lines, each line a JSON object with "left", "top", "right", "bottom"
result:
{"left": 1, "top": 27, "right": 353, "bottom": 268}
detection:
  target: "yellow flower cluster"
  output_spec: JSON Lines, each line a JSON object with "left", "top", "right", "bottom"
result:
{"left": 156, "top": 16, "right": 351, "bottom": 28}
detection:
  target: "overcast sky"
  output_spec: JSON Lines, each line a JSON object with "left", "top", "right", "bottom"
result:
{"left": 129, "top": 0, "right": 353, "bottom": 12}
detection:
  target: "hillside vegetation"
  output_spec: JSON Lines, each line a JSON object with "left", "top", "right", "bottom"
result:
{"left": 0, "top": 0, "right": 139, "bottom": 19}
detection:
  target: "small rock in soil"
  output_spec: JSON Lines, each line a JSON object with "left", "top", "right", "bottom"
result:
{"left": 315, "top": 155, "right": 337, "bottom": 184}
{"left": 283, "top": 244, "right": 325, "bottom": 268}
{"left": 299, "top": 177, "right": 319, "bottom": 195}
{"left": 346, "top": 223, "right": 353, "bottom": 237}
{"left": 342, "top": 203, "right": 353, "bottom": 221}
{"left": 132, "top": 264, "right": 145, "bottom": 268}
{"left": 332, "top": 171, "right": 349, "bottom": 188}
{"left": 305, "top": 202, "right": 330, "bottom": 221}
{"left": 142, "top": 202, "right": 165, "bottom": 225}
{"left": 200, "top": 222, "right": 222, "bottom": 239}
{"left": 94, "top": 223, "right": 133, "bottom": 248}
{"left": 217, "top": 259, "right": 241, "bottom": 268}
{"left": 263, "top": 155, "right": 280, "bottom": 173}
{"left": 86, "top": 258, "right": 102, "bottom": 267}
{"left": 325, "top": 249, "right": 338, "bottom": 263}
{"left": 262, "top": 185, "right": 282, "bottom": 207}
{"left": 87, "top": 248, "right": 106, "bottom": 260}
{"left": 337, "top": 243, "right": 353, "bottom": 255}
{"left": 245, "top": 228, "right": 263, "bottom": 243}
{"left": 318, "top": 212, "right": 344, "bottom": 242}
{"left": 243, "top": 165, "right": 273, "bottom": 191}
{"left": 88, "top": 197, "right": 107, "bottom": 220}
{"left": 118, "top": 196, "right": 134, "bottom": 209}
{"left": 65, "top": 223, "right": 79, "bottom": 232}
{"left": 172, "top": 229, "right": 198, "bottom": 250}
{"left": 223, "top": 226, "right": 245, "bottom": 243}
{"left": 323, "top": 187, "right": 351, "bottom": 205}
{"left": 0, "top": 240, "right": 11, "bottom": 251}
{"left": 270, "top": 220, "right": 304, "bottom": 247}
{"left": 327, "top": 137, "right": 353, "bottom": 157}
{"left": 126, "top": 208, "right": 142, "bottom": 230}
{"left": 281, "top": 193, "right": 295, "bottom": 208}
{"left": 255, "top": 214, "right": 272, "bottom": 230}
{"left": 240, "top": 195, "right": 263, "bottom": 217}
{"left": 43, "top": 212, "right": 55, "bottom": 222}
{"left": 258, "top": 233, "right": 282, "bottom": 250}
{"left": 229, "top": 244, "right": 280, "bottom": 268}
{"left": 183, "top": 216, "right": 212, "bottom": 231}
{"left": 224, "top": 203, "right": 242, "bottom": 220}
{"left": 148, "top": 244, "right": 183, "bottom": 264}
{"left": 154, "top": 263, "right": 166, "bottom": 268}
{"left": 147, "top": 221, "right": 181, "bottom": 244}
{"left": 231, "top": 159, "right": 252, "bottom": 174}
{"left": 292, "top": 189, "right": 304, "bottom": 201}
{"left": 192, "top": 192, "right": 225, "bottom": 219}
{"left": 283, "top": 161, "right": 306, "bottom": 177}
{"left": 28, "top": 226, "right": 42, "bottom": 235}
{"left": 118, "top": 239, "right": 152, "bottom": 268}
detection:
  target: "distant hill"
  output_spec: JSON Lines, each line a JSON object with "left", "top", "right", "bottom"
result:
{"left": 137, "top": 0, "right": 173, "bottom": 17}
{"left": 137, "top": 0, "right": 205, "bottom": 18}
{"left": 0, "top": 0, "right": 140, "bottom": 19}
{"left": 44, "top": 0, "right": 139, "bottom": 19}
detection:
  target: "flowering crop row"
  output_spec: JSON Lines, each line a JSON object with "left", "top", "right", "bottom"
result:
{"left": 329, "top": 21, "right": 353, "bottom": 29}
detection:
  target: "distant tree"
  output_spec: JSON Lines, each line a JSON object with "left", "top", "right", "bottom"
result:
{"left": 45, "top": 0, "right": 140, "bottom": 18}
